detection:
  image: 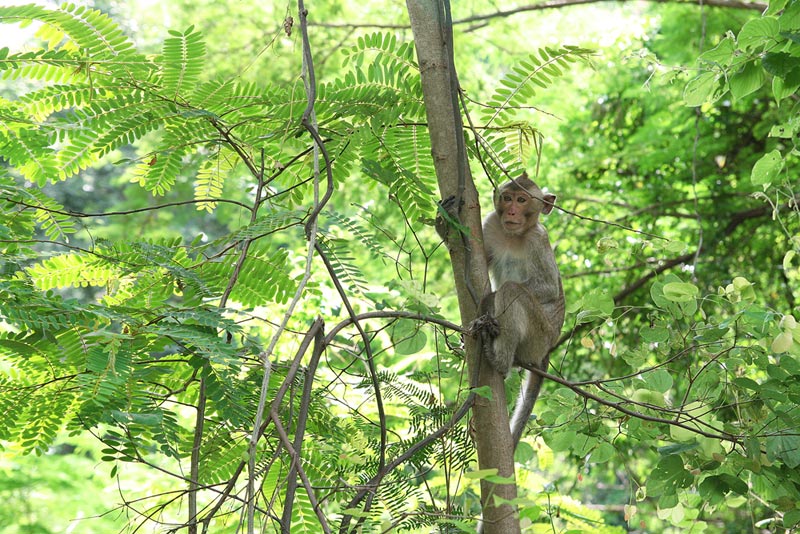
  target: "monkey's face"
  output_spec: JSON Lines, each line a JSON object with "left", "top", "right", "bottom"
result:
{"left": 496, "top": 188, "right": 540, "bottom": 235}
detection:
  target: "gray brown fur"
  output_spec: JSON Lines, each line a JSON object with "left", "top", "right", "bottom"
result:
{"left": 480, "top": 177, "right": 565, "bottom": 447}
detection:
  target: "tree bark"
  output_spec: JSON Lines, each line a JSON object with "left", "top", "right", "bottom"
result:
{"left": 405, "top": 2, "right": 521, "bottom": 533}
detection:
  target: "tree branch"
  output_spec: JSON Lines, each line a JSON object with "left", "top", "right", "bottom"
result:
{"left": 280, "top": 323, "right": 325, "bottom": 532}
{"left": 524, "top": 365, "right": 741, "bottom": 444}
{"left": 244, "top": 3, "right": 330, "bottom": 529}
{"left": 406, "top": 1, "right": 519, "bottom": 533}
{"left": 313, "top": 0, "right": 766, "bottom": 29}
{"left": 314, "top": 241, "right": 389, "bottom": 534}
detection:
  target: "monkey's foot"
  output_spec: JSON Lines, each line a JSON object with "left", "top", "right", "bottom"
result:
{"left": 438, "top": 195, "right": 459, "bottom": 214}
{"left": 467, "top": 314, "right": 500, "bottom": 339}
{"left": 435, "top": 195, "right": 462, "bottom": 241}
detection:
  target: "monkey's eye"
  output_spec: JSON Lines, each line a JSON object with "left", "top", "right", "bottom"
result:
{"left": 516, "top": 196, "right": 527, "bottom": 203}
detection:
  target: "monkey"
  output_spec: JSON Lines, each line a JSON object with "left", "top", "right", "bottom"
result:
{"left": 476, "top": 175, "right": 565, "bottom": 447}
{"left": 434, "top": 175, "right": 564, "bottom": 447}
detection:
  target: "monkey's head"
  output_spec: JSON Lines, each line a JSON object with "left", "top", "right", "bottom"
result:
{"left": 494, "top": 176, "right": 556, "bottom": 236}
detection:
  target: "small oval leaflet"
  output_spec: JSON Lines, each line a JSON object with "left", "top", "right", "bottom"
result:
{"left": 662, "top": 282, "right": 699, "bottom": 303}
{"left": 751, "top": 149, "right": 783, "bottom": 185}
{"left": 641, "top": 325, "right": 670, "bottom": 343}
{"left": 771, "top": 331, "right": 793, "bottom": 353}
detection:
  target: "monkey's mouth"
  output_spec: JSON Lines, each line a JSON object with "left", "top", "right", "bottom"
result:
{"left": 502, "top": 221, "right": 525, "bottom": 234}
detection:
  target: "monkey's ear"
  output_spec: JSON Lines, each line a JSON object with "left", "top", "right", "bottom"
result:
{"left": 542, "top": 194, "right": 557, "bottom": 214}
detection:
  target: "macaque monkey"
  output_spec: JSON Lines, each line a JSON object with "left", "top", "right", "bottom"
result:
{"left": 435, "top": 175, "right": 564, "bottom": 447}
{"left": 480, "top": 175, "right": 565, "bottom": 446}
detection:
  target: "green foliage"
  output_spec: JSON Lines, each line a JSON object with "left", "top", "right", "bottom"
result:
{"left": 2, "top": 1, "right": 799, "bottom": 534}
{"left": 472, "top": 45, "right": 595, "bottom": 185}
{"left": 684, "top": 1, "right": 800, "bottom": 188}
{"left": 0, "top": 4, "right": 499, "bottom": 532}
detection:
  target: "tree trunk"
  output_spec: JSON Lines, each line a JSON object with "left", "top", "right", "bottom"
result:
{"left": 405, "top": 2, "right": 521, "bottom": 533}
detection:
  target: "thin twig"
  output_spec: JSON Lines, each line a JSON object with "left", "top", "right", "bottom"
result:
{"left": 280, "top": 323, "right": 325, "bottom": 532}
{"left": 314, "top": 241, "right": 388, "bottom": 534}
{"left": 339, "top": 392, "right": 476, "bottom": 531}
{"left": 270, "top": 409, "right": 333, "bottom": 533}
{"left": 523, "top": 365, "right": 741, "bottom": 444}
{"left": 2, "top": 196, "right": 253, "bottom": 217}
{"left": 246, "top": 3, "right": 331, "bottom": 532}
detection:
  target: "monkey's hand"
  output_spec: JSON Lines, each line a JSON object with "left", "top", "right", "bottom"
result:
{"left": 435, "top": 195, "right": 463, "bottom": 242}
{"left": 467, "top": 313, "right": 500, "bottom": 339}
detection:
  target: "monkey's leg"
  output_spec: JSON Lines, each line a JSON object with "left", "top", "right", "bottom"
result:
{"left": 487, "top": 283, "right": 531, "bottom": 376}
{"left": 488, "top": 333, "right": 517, "bottom": 377}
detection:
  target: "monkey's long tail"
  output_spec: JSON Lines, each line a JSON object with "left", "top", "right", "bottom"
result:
{"left": 509, "top": 370, "right": 539, "bottom": 447}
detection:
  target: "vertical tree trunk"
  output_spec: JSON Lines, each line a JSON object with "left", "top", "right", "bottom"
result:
{"left": 405, "top": 2, "right": 521, "bottom": 533}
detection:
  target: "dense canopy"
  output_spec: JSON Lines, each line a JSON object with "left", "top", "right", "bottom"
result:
{"left": 0, "top": 1, "right": 798, "bottom": 533}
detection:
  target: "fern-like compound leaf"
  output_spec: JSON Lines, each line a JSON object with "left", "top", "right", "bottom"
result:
{"left": 482, "top": 45, "right": 594, "bottom": 127}
{"left": 161, "top": 26, "right": 206, "bottom": 100}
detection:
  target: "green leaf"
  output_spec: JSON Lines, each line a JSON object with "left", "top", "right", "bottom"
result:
{"left": 785, "top": 250, "right": 797, "bottom": 271}
{"left": 665, "top": 240, "right": 688, "bottom": 254}
{"left": 733, "top": 376, "right": 760, "bottom": 391}
{"left": 766, "top": 0, "right": 789, "bottom": 16}
{"left": 464, "top": 468, "right": 499, "bottom": 480}
{"left": 684, "top": 71, "right": 722, "bottom": 106}
{"left": 698, "top": 474, "right": 749, "bottom": 505}
{"left": 647, "top": 455, "right": 693, "bottom": 497}
{"left": 575, "top": 288, "right": 615, "bottom": 323}
{"left": 779, "top": 2, "right": 800, "bottom": 31}
{"left": 160, "top": 26, "right": 206, "bottom": 99}
{"left": 772, "top": 331, "right": 793, "bottom": 353}
{"left": 519, "top": 504, "right": 543, "bottom": 522}
{"left": 472, "top": 385, "right": 493, "bottom": 400}
{"left": 698, "top": 476, "right": 727, "bottom": 505}
{"left": 658, "top": 442, "right": 699, "bottom": 456}
{"left": 766, "top": 433, "right": 800, "bottom": 468}
{"left": 769, "top": 116, "right": 800, "bottom": 138}
{"left": 436, "top": 201, "right": 470, "bottom": 236}
{"left": 662, "top": 282, "right": 699, "bottom": 303}
{"left": 545, "top": 430, "right": 577, "bottom": 452}
{"left": 390, "top": 319, "right": 427, "bottom": 355}
{"left": 729, "top": 62, "right": 766, "bottom": 100}
{"left": 641, "top": 325, "right": 670, "bottom": 343}
{"left": 696, "top": 325, "right": 729, "bottom": 342}
{"left": 751, "top": 149, "right": 783, "bottom": 185}
{"left": 591, "top": 442, "right": 615, "bottom": 463}
{"left": 698, "top": 37, "right": 735, "bottom": 65}
{"left": 482, "top": 45, "right": 594, "bottom": 126}
{"left": 785, "top": 509, "right": 800, "bottom": 528}
{"left": 719, "top": 474, "right": 749, "bottom": 495}
{"left": 737, "top": 17, "right": 780, "bottom": 50}
{"left": 645, "top": 369, "right": 674, "bottom": 393}
{"left": 762, "top": 52, "right": 800, "bottom": 77}
{"left": 773, "top": 74, "right": 800, "bottom": 102}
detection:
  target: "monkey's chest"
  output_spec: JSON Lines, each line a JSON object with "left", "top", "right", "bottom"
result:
{"left": 492, "top": 256, "right": 533, "bottom": 285}
{"left": 491, "top": 252, "right": 554, "bottom": 287}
